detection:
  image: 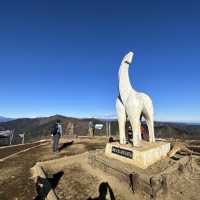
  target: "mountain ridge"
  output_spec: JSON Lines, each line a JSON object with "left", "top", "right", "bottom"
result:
{"left": 0, "top": 114, "right": 200, "bottom": 145}
{"left": 0, "top": 116, "right": 14, "bottom": 123}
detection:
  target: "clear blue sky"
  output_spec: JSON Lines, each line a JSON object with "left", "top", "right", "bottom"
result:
{"left": 0, "top": 0, "right": 199, "bottom": 122}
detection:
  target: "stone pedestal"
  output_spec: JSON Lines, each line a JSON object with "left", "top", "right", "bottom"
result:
{"left": 105, "top": 141, "right": 170, "bottom": 169}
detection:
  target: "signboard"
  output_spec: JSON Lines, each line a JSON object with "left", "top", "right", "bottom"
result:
{"left": 112, "top": 146, "right": 133, "bottom": 159}
{"left": 95, "top": 124, "right": 104, "bottom": 130}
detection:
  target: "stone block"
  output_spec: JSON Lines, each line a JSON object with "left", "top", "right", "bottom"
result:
{"left": 105, "top": 141, "right": 170, "bottom": 169}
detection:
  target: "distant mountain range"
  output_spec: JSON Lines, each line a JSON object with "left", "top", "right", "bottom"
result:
{"left": 0, "top": 116, "right": 14, "bottom": 123}
{"left": 0, "top": 115, "right": 103, "bottom": 144}
{"left": 0, "top": 114, "right": 200, "bottom": 145}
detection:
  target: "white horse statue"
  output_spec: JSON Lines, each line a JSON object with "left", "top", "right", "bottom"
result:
{"left": 116, "top": 52, "right": 155, "bottom": 147}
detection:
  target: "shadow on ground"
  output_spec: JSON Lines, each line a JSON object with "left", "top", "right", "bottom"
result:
{"left": 34, "top": 171, "right": 64, "bottom": 200}
{"left": 59, "top": 141, "right": 74, "bottom": 151}
{"left": 87, "top": 182, "right": 116, "bottom": 200}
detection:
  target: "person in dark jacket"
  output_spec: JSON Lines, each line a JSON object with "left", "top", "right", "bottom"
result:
{"left": 52, "top": 120, "right": 63, "bottom": 152}
{"left": 128, "top": 126, "right": 133, "bottom": 144}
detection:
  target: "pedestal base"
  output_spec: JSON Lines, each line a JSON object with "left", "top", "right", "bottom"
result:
{"left": 105, "top": 141, "right": 170, "bottom": 169}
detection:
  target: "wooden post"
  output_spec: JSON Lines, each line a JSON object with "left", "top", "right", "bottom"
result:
{"left": 89, "top": 121, "right": 94, "bottom": 137}
{"left": 67, "top": 122, "right": 74, "bottom": 135}
{"left": 106, "top": 121, "right": 109, "bottom": 137}
{"left": 19, "top": 133, "right": 25, "bottom": 144}
{"left": 9, "top": 130, "right": 14, "bottom": 145}
{"left": 108, "top": 122, "right": 111, "bottom": 137}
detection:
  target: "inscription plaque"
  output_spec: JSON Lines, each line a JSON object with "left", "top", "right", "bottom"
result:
{"left": 112, "top": 146, "right": 133, "bottom": 159}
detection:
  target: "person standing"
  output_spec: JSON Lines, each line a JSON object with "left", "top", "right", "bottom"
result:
{"left": 140, "top": 114, "right": 145, "bottom": 140}
{"left": 128, "top": 126, "right": 133, "bottom": 144}
{"left": 141, "top": 125, "right": 145, "bottom": 140}
{"left": 52, "top": 120, "right": 63, "bottom": 152}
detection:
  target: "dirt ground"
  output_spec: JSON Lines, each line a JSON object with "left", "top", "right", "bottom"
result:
{"left": 0, "top": 137, "right": 200, "bottom": 200}
{"left": 42, "top": 153, "right": 144, "bottom": 200}
{"left": 0, "top": 141, "right": 48, "bottom": 159}
{"left": 41, "top": 150, "right": 200, "bottom": 200}
{"left": 54, "top": 163, "right": 100, "bottom": 200}
{"left": 0, "top": 137, "right": 108, "bottom": 200}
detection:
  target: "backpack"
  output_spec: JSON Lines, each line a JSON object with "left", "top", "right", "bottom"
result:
{"left": 52, "top": 123, "right": 58, "bottom": 135}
